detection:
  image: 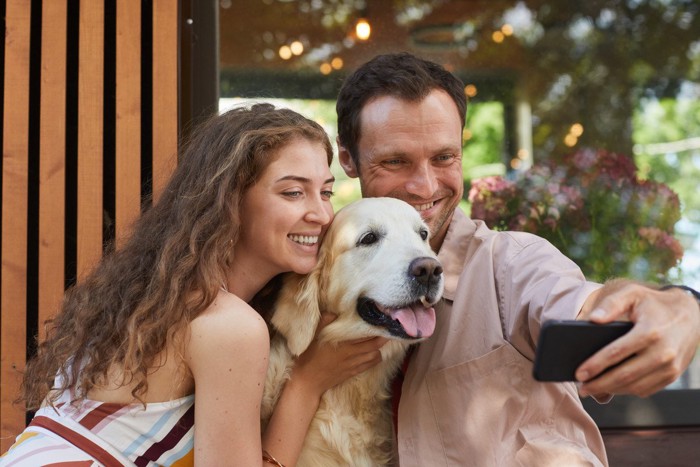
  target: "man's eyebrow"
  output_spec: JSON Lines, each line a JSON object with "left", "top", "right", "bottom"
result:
{"left": 375, "top": 144, "right": 460, "bottom": 158}
{"left": 275, "top": 175, "right": 335, "bottom": 184}
{"left": 435, "top": 145, "right": 462, "bottom": 154}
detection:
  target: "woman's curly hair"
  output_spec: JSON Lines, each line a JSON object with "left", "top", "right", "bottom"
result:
{"left": 21, "top": 103, "right": 333, "bottom": 409}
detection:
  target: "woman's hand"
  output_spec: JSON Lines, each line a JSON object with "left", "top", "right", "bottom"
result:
{"left": 290, "top": 312, "right": 388, "bottom": 399}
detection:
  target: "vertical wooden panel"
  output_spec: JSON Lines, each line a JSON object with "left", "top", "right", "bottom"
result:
{"left": 152, "top": 0, "right": 179, "bottom": 202}
{"left": 115, "top": 1, "right": 141, "bottom": 244}
{"left": 38, "top": 0, "right": 67, "bottom": 336}
{"left": 77, "top": 0, "right": 105, "bottom": 279}
{"left": 1, "top": 0, "right": 31, "bottom": 452}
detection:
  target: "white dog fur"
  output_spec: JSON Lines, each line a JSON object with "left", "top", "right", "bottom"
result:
{"left": 261, "top": 197, "right": 444, "bottom": 467}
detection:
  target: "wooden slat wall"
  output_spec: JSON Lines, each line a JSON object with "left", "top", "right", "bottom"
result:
{"left": 0, "top": 0, "right": 181, "bottom": 452}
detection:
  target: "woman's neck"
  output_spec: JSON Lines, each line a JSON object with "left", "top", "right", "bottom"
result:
{"left": 225, "top": 265, "right": 276, "bottom": 303}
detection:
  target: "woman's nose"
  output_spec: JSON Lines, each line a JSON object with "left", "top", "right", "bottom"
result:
{"left": 305, "top": 197, "right": 333, "bottom": 225}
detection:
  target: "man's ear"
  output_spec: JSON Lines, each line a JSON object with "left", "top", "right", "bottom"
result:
{"left": 337, "top": 137, "right": 358, "bottom": 178}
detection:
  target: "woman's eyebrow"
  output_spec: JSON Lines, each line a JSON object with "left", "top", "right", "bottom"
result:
{"left": 275, "top": 175, "right": 336, "bottom": 184}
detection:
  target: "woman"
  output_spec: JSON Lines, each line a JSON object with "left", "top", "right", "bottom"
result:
{"left": 0, "top": 103, "right": 386, "bottom": 466}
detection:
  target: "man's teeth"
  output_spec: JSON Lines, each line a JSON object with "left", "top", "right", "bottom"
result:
{"left": 415, "top": 202, "right": 434, "bottom": 212}
{"left": 289, "top": 234, "right": 319, "bottom": 245}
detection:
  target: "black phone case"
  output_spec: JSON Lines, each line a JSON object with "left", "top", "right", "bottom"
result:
{"left": 533, "top": 320, "right": 634, "bottom": 382}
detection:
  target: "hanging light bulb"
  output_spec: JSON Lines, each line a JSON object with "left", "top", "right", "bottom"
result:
{"left": 355, "top": 17, "right": 371, "bottom": 41}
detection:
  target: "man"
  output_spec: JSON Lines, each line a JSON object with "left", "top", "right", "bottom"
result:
{"left": 335, "top": 52, "right": 700, "bottom": 466}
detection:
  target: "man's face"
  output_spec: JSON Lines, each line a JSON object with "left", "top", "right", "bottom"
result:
{"left": 339, "top": 89, "right": 464, "bottom": 251}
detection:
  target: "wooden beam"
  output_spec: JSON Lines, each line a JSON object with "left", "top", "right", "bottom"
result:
{"left": 77, "top": 0, "right": 105, "bottom": 279}
{"left": 1, "top": 0, "right": 32, "bottom": 451}
{"left": 115, "top": 0, "right": 142, "bottom": 246}
{"left": 38, "top": 0, "right": 67, "bottom": 338}
{"left": 152, "top": 0, "right": 179, "bottom": 203}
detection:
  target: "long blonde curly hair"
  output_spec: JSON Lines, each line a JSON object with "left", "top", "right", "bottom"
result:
{"left": 21, "top": 103, "right": 333, "bottom": 409}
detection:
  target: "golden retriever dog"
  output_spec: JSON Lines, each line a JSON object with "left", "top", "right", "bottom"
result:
{"left": 261, "top": 197, "right": 444, "bottom": 467}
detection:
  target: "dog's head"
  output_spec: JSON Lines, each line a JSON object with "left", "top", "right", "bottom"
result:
{"left": 272, "top": 197, "right": 444, "bottom": 356}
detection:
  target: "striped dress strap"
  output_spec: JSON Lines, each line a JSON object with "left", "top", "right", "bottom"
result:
{"left": 29, "top": 415, "right": 136, "bottom": 466}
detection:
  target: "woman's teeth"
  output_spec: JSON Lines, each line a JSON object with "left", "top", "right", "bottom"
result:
{"left": 289, "top": 234, "right": 319, "bottom": 245}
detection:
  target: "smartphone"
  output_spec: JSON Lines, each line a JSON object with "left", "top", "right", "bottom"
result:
{"left": 532, "top": 320, "right": 634, "bottom": 382}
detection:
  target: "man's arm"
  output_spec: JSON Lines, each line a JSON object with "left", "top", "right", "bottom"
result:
{"left": 575, "top": 279, "right": 700, "bottom": 398}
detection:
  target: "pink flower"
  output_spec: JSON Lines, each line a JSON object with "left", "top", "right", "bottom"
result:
{"left": 469, "top": 147, "right": 684, "bottom": 282}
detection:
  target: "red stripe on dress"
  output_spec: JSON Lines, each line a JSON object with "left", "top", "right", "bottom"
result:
{"left": 45, "top": 462, "right": 94, "bottom": 466}
{"left": 79, "top": 402, "right": 125, "bottom": 430}
{"left": 29, "top": 416, "right": 124, "bottom": 467}
{"left": 134, "top": 404, "right": 195, "bottom": 467}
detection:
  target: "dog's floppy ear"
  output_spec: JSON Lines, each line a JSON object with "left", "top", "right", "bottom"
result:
{"left": 271, "top": 269, "right": 322, "bottom": 357}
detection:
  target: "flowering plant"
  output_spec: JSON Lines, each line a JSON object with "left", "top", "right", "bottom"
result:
{"left": 468, "top": 148, "right": 684, "bottom": 282}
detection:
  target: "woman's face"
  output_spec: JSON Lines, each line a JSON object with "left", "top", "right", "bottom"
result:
{"left": 236, "top": 137, "right": 335, "bottom": 277}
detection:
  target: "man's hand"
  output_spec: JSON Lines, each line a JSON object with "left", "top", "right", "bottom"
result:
{"left": 575, "top": 279, "right": 700, "bottom": 399}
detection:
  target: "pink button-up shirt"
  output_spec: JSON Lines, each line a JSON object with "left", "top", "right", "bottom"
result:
{"left": 397, "top": 208, "right": 607, "bottom": 466}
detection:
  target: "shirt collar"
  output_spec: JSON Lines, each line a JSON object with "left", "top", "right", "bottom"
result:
{"left": 436, "top": 208, "right": 477, "bottom": 301}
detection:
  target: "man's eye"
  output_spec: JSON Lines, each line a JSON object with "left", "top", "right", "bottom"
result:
{"left": 321, "top": 190, "right": 335, "bottom": 199}
{"left": 382, "top": 159, "right": 404, "bottom": 167}
{"left": 434, "top": 153, "right": 458, "bottom": 165}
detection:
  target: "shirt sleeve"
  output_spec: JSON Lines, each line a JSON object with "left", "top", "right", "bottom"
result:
{"left": 493, "top": 231, "right": 602, "bottom": 360}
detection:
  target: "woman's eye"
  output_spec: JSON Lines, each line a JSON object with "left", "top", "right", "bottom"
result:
{"left": 358, "top": 232, "right": 378, "bottom": 245}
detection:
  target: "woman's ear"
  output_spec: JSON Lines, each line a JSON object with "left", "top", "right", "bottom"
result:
{"left": 271, "top": 271, "right": 322, "bottom": 356}
{"left": 337, "top": 137, "right": 358, "bottom": 178}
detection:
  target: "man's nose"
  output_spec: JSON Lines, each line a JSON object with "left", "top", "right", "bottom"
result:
{"left": 405, "top": 163, "right": 438, "bottom": 198}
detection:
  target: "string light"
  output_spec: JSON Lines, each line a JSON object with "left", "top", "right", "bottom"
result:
{"left": 564, "top": 123, "right": 584, "bottom": 146}
{"left": 331, "top": 57, "right": 344, "bottom": 70}
{"left": 290, "top": 41, "right": 304, "bottom": 56}
{"left": 355, "top": 18, "right": 371, "bottom": 40}
{"left": 320, "top": 63, "right": 332, "bottom": 75}
{"left": 278, "top": 45, "right": 292, "bottom": 60}
{"left": 570, "top": 123, "right": 584, "bottom": 137}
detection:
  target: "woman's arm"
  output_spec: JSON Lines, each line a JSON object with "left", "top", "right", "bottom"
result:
{"left": 261, "top": 313, "right": 387, "bottom": 466}
{"left": 187, "top": 296, "right": 271, "bottom": 466}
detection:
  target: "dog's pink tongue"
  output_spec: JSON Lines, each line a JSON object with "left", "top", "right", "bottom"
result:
{"left": 389, "top": 303, "right": 436, "bottom": 338}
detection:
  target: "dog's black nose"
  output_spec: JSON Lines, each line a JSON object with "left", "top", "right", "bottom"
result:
{"left": 409, "top": 257, "right": 443, "bottom": 286}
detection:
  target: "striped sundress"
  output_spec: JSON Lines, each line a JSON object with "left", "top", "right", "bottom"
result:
{"left": 0, "top": 390, "right": 194, "bottom": 467}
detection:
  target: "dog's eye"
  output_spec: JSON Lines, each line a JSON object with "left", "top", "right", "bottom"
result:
{"left": 419, "top": 229, "right": 429, "bottom": 241}
{"left": 358, "top": 232, "right": 378, "bottom": 245}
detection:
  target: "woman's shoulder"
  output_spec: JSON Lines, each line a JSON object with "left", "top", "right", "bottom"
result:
{"left": 187, "top": 289, "right": 270, "bottom": 354}
{"left": 185, "top": 289, "right": 270, "bottom": 381}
